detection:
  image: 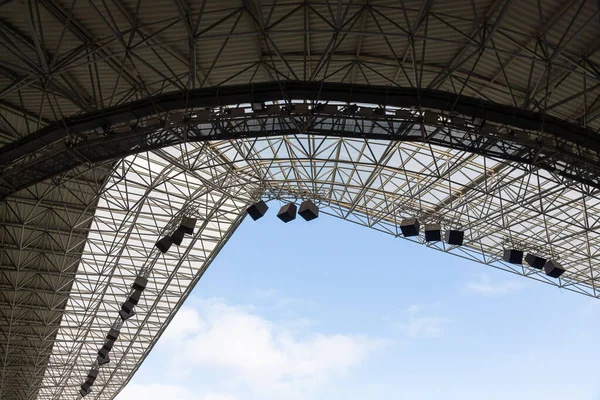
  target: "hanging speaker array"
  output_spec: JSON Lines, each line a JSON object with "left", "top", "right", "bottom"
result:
{"left": 80, "top": 216, "right": 198, "bottom": 397}
{"left": 245, "top": 202, "right": 565, "bottom": 280}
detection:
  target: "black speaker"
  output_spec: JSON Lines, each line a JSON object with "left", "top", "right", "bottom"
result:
{"left": 118, "top": 309, "right": 135, "bottom": 321}
{"left": 80, "top": 384, "right": 91, "bottom": 397}
{"left": 277, "top": 203, "right": 297, "bottom": 223}
{"left": 400, "top": 218, "right": 420, "bottom": 237}
{"left": 155, "top": 236, "right": 172, "bottom": 253}
{"left": 132, "top": 276, "right": 148, "bottom": 291}
{"left": 87, "top": 368, "right": 99, "bottom": 384}
{"left": 424, "top": 224, "right": 441, "bottom": 242}
{"left": 544, "top": 260, "right": 565, "bottom": 278}
{"left": 98, "top": 341, "right": 114, "bottom": 358}
{"left": 107, "top": 328, "right": 120, "bottom": 342}
{"left": 120, "top": 302, "right": 134, "bottom": 315}
{"left": 246, "top": 200, "right": 269, "bottom": 221}
{"left": 299, "top": 200, "right": 319, "bottom": 221}
{"left": 129, "top": 290, "right": 142, "bottom": 306}
{"left": 374, "top": 107, "right": 386, "bottom": 116}
{"left": 170, "top": 228, "right": 185, "bottom": 246}
{"left": 179, "top": 216, "right": 197, "bottom": 234}
{"left": 97, "top": 353, "right": 110, "bottom": 366}
{"left": 121, "top": 290, "right": 142, "bottom": 314}
{"left": 445, "top": 230, "right": 464, "bottom": 246}
{"left": 252, "top": 102, "right": 265, "bottom": 112}
{"left": 524, "top": 254, "right": 546, "bottom": 269}
{"left": 503, "top": 249, "right": 523, "bottom": 264}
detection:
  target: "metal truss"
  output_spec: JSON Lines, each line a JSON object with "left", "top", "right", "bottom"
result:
{"left": 5, "top": 143, "right": 253, "bottom": 399}
{"left": 1, "top": 81, "right": 600, "bottom": 197}
{"left": 1, "top": 0, "right": 600, "bottom": 399}
{"left": 6, "top": 131, "right": 600, "bottom": 399}
{"left": 0, "top": 0, "right": 598, "bottom": 129}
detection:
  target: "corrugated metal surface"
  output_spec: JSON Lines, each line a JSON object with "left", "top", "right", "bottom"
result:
{"left": 1, "top": 0, "right": 597, "bottom": 125}
{"left": 0, "top": 0, "right": 599, "bottom": 399}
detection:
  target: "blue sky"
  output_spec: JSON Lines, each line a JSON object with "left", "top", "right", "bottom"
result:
{"left": 117, "top": 209, "right": 600, "bottom": 400}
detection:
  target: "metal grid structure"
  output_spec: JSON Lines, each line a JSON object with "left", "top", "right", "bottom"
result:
{"left": 0, "top": 0, "right": 599, "bottom": 399}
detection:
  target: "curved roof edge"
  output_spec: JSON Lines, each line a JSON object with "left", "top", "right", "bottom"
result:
{"left": 1, "top": 81, "right": 598, "bottom": 197}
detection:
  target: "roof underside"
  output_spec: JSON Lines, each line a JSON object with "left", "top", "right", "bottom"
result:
{"left": 0, "top": 0, "right": 599, "bottom": 399}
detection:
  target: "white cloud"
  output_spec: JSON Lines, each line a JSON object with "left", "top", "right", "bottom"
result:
{"left": 466, "top": 273, "right": 525, "bottom": 296}
{"left": 160, "top": 307, "right": 205, "bottom": 341}
{"left": 157, "top": 298, "right": 387, "bottom": 398}
{"left": 397, "top": 305, "right": 451, "bottom": 338}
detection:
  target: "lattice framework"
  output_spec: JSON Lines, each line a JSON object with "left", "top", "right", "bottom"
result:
{"left": 0, "top": 0, "right": 600, "bottom": 399}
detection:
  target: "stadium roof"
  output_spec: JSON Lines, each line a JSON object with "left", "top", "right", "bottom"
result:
{"left": 0, "top": 0, "right": 599, "bottom": 398}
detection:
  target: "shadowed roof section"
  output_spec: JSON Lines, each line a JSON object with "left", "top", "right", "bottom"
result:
{"left": 0, "top": 0, "right": 599, "bottom": 399}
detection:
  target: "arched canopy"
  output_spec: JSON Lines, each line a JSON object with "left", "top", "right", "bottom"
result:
{"left": 1, "top": 81, "right": 599, "bottom": 198}
{"left": 1, "top": 0, "right": 600, "bottom": 399}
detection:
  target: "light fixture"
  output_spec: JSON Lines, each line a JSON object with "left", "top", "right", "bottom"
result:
{"left": 312, "top": 103, "right": 325, "bottom": 113}
{"left": 358, "top": 107, "right": 374, "bottom": 116}
{"left": 228, "top": 108, "right": 245, "bottom": 117}
{"left": 395, "top": 109, "right": 412, "bottom": 119}
{"left": 246, "top": 200, "right": 269, "bottom": 221}
{"left": 423, "top": 111, "right": 439, "bottom": 124}
{"left": 298, "top": 200, "right": 319, "bottom": 221}
{"left": 294, "top": 104, "right": 310, "bottom": 113}
{"left": 400, "top": 218, "right": 420, "bottom": 237}
{"left": 277, "top": 203, "right": 297, "bottom": 223}
{"left": 265, "top": 105, "right": 280, "bottom": 114}
{"left": 347, "top": 104, "right": 358, "bottom": 113}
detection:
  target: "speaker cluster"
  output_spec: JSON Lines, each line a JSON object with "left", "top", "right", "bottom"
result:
{"left": 246, "top": 205, "right": 567, "bottom": 280}
{"left": 246, "top": 200, "right": 319, "bottom": 223}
